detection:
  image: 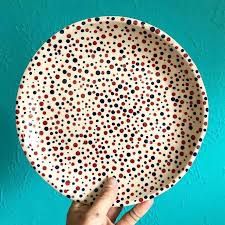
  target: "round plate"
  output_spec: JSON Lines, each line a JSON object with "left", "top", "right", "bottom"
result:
{"left": 16, "top": 16, "right": 208, "bottom": 206}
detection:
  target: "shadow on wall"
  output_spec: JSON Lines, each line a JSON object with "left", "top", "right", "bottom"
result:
{"left": 0, "top": 35, "right": 30, "bottom": 189}
{"left": 0, "top": 103, "right": 27, "bottom": 190}
{"left": 0, "top": 105, "right": 15, "bottom": 180}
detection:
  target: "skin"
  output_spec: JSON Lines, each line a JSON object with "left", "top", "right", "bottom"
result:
{"left": 67, "top": 177, "right": 154, "bottom": 225}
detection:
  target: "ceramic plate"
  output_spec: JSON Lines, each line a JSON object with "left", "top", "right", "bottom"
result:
{"left": 16, "top": 16, "right": 208, "bottom": 206}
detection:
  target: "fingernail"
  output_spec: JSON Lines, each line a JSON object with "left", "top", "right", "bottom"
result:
{"left": 106, "top": 177, "right": 118, "bottom": 187}
{"left": 143, "top": 199, "right": 154, "bottom": 208}
{"left": 148, "top": 198, "right": 154, "bottom": 206}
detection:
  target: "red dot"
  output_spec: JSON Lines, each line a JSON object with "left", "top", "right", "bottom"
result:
{"left": 128, "top": 109, "right": 133, "bottom": 113}
{"left": 135, "top": 86, "right": 139, "bottom": 90}
{"left": 126, "top": 144, "right": 131, "bottom": 149}
{"left": 143, "top": 122, "right": 147, "bottom": 127}
{"left": 191, "top": 135, "right": 196, "bottom": 140}
{"left": 76, "top": 151, "right": 80, "bottom": 156}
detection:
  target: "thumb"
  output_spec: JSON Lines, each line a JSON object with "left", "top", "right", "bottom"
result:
{"left": 90, "top": 177, "right": 118, "bottom": 215}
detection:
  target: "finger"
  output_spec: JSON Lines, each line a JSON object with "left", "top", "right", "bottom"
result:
{"left": 107, "top": 206, "right": 123, "bottom": 222}
{"left": 90, "top": 177, "right": 118, "bottom": 215}
{"left": 116, "top": 199, "right": 154, "bottom": 225}
{"left": 69, "top": 201, "right": 89, "bottom": 213}
{"left": 67, "top": 201, "right": 90, "bottom": 225}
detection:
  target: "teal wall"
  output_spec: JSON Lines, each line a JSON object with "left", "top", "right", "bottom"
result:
{"left": 1, "top": 0, "right": 225, "bottom": 224}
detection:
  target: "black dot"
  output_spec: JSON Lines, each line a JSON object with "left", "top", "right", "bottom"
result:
{"left": 150, "top": 27, "right": 155, "bottom": 32}
{"left": 126, "top": 20, "right": 132, "bottom": 25}
{"left": 62, "top": 79, "right": 67, "bottom": 84}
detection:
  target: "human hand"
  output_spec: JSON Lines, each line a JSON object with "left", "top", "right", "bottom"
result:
{"left": 66, "top": 177, "right": 154, "bottom": 225}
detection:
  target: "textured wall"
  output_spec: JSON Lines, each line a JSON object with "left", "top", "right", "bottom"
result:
{"left": 0, "top": 0, "right": 225, "bottom": 224}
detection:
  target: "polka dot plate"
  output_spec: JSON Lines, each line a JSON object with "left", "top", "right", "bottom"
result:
{"left": 16, "top": 16, "right": 209, "bottom": 206}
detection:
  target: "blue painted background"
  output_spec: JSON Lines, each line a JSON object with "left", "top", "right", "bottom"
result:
{"left": 1, "top": 0, "right": 225, "bottom": 224}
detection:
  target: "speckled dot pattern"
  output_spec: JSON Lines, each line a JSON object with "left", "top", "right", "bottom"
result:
{"left": 16, "top": 16, "right": 208, "bottom": 206}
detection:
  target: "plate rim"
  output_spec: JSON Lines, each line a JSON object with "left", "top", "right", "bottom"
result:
{"left": 15, "top": 15, "right": 209, "bottom": 206}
